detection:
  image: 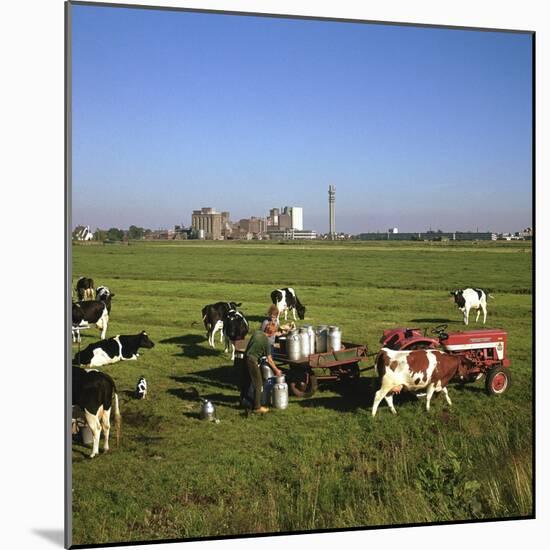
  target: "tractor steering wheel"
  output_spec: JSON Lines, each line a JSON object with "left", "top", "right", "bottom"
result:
{"left": 430, "top": 324, "right": 448, "bottom": 336}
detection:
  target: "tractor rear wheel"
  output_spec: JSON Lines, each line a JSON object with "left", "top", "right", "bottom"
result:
{"left": 485, "top": 366, "right": 511, "bottom": 395}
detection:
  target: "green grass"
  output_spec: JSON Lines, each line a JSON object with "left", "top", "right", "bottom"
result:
{"left": 71, "top": 240, "right": 533, "bottom": 545}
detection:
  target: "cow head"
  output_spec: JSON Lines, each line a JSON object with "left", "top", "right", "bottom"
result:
{"left": 230, "top": 302, "right": 242, "bottom": 309}
{"left": 138, "top": 331, "right": 155, "bottom": 349}
{"left": 450, "top": 290, "right": 465, "bottom": 308}
{"left": 296, "top": 303, "right": 306, "bottom": 320}
{"left": 456, "top": 356, "right": 474, "bottom": 380}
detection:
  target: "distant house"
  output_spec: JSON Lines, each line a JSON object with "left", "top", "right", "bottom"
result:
{"left": 75, "top": 226, "right": 94, "bottom": 241}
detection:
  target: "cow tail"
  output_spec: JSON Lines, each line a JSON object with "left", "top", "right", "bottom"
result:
{"left": 113, "top": 391, "right": 121, "bottom": 448}
{"left": 374, "top": 351, "right": 386, "bottom": 379}
{"left": 488, "top": 294, "right": 495, "bottom": 300}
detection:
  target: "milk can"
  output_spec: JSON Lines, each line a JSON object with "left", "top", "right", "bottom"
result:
{"left": 315, "top": 325, "right": 328, "bottom": 353}
{"left": 287, "top": 330, "right": 301, "bottom": 361}
{"left": 298, "top": 327, "right": 310, "bottom": 358}
{"left": 328, "top": 325, "right": 342, "bottom": 352}
{"left": 262, "top": 377, "right": 275, "bottom": 406}
{"left": 199, "top": 399, "right": 216, "bottom": 421}
{"left": 272, "top": 375, "right": 289, "bottom": 410}
{"left": 303, "top": 324, "right": 315, "bottom": 354}
{"left": 261, "top": 360, "right": 274, "bottom": 381}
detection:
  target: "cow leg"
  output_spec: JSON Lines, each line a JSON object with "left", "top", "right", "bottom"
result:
{"left": 230, "top": 341, "right": 236, "bottom": 362}
{"left": 442, "top": 387, "right": 452, "bottom": 406}
{"left": 101, "top": 408, "right": 111, "bottom": 452}
{"left": 85, "top": 409, "right": 102, "bottom": 458}
{"left": 211, "top": 321, "right": 223, "bottom": 348}
{"left": 475, "top": 307, "right": 481, "bottom": 323}
{"left": 284, "top": 309, "right": 288, "bottom": 321}
{"left": 372, "top": 384, "right": 392, "bottom": 417}
{"left": 384, "top": 394, "right": 397, "bottom": 415}
{"left": 292, "top": 308, "right": 297, "bottom": 321}
{"left": 482, "top": 304, "right": 487, "bottom": 324}
{"left": 425, "top": 384, "right": 436, "bottom": 412}
{"left": 464, "top": 307, "right": 469, "bottom": 325}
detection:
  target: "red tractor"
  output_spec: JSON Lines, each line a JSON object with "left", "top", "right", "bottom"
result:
{"left": 379, "top": 324, "right": 511, "bottom": 395}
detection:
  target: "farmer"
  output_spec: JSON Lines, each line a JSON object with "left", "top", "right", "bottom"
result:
{"left": 241, "top": 321, "right": 282, "bottom": 414}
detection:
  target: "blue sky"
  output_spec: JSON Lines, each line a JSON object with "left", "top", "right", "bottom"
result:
{"left": 71, "top": 5, "right": 532, "bottom": 233}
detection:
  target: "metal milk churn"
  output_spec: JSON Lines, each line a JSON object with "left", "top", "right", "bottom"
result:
{"left": 298, "top": 327, "right": 310, "bottom": 358}
{"left": 199, "top": 399, "right": 216, "bottom": 421}
{"left": 303, "top": 324, "right": 315, "bottom": 354}
{"left": 261, "top": 360, "right": 274, "bottom": 381}
{"left": 328, "top": 325, "right": 342, "bottom": 352}
{"left": 315, "top": 325, "right": 328, "bottom": 353}
{"left": 272, "top": 375, "right": 289, "bottom": 410}
{"left": 287, "top": 329, "right": 301, "bottom": 361}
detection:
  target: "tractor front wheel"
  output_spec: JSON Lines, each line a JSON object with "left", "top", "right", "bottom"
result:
{"left": 485, "top": 366, "right": 511, "bottom": 395}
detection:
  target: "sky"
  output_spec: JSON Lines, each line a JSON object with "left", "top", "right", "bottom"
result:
{"left": 71, "top": 5, "right": 533, "bottom": 233}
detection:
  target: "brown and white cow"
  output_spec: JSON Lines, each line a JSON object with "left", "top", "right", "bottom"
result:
{"left": 372, "top": 348, "right": 471, "bottom": 416}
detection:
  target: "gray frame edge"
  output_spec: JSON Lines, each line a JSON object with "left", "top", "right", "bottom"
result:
{"left": 64, "top": 1, "right": 73, "bottom": 548}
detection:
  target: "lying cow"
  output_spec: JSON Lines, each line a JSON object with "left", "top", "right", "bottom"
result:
{"left": 72, "top": 301, "right": 109, "bottom": 342}
{"left": 223, "top": 309, "right": 249, "bottom": 361}
{"left": 72, "top": 366, "right": 121, "bottom": 458}
{"left": 271, "top": 287, "right": 306, "bottom": 321}
{"left": 201, "top": 302, "right": 242, "bottom": 348}
{"left": 372, "top": 348, "right": 471, "bottom": 416}
{"left": 450, "top": 288, "right": 490, "bottom": 325}
{"left": 96, "top": 286, "right": 115, "bottom": 314}
{"left": 74, "top": 331, "right": 155, "bottom": 367}
{"left": 76, "top": 277, "right": 95, "bottom": 301}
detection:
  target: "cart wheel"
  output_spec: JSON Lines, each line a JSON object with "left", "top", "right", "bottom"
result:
{"left": 485, "top": 367, "right": 511, "bottom": 395}
{"left": 289, "top": 374, "right": 318, "bottom": 398}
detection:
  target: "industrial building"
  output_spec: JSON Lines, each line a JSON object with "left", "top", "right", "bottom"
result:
{"left": 357, "top": 231, "right": 497, "bottom": 241}
{"left": 191, "top": 207, "right": 230, "bottom": 240}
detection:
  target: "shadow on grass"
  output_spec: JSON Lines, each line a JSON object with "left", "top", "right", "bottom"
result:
{"left": 160, "top": 333, "right": 227, "bottom": 359}
{"left": 170, "top": 365, "right": 239, "bottom": 391}
{"left": 409, "top": 318, "right": 454, "bottom": 324}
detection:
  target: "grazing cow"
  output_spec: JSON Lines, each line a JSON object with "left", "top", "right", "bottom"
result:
{"left": 74, "top": 331, "right": 155, "bottom": 367}
{"left": 72, "top": 301, "right": 109, "bottom": 342}
{"left": 372, "top": 348, "right": 471, "bottom": 416}
{"left": 96, "top": 286, "right": 115, "bottom": 314}
{"left": 450, "top": 288, "right": 490, "bottom": 325}
{"left": 201, "top": 302, "right": 242, "bottom": 348}
{"left": 135, "top": 376, "right": 147, "bottom": 399}
{"left": 223, "top": 309, "right": 249, "bottom": 361}
{"left": 271, "top": 288, "right": 306, "bottom": 321}
{"left": 76, "top": 277, "right": 95, "bottom": 301}
{"left": 72, "top": 367, "right": 121, "bottom": 458}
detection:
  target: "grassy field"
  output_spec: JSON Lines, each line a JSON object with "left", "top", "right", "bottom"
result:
{"left": 71, "top": 240, "right": 533, "bottom": 546}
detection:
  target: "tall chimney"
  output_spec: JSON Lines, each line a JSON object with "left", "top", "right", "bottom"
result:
{"left": 328, "top": 184, "right": 336, "bottom": 239}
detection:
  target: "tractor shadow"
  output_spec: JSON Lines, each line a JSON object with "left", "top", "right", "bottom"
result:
{"left": 159, "top": 334, "right": 223, "bottom": 359}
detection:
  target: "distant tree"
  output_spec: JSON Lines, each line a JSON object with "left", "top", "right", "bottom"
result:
{"left": 94, "top": 228, "right": 107, "bottom": 241}
{"left": 106, "top": 227, "right": 124, "bottom": 241}
{"left": 128, "top": 225, "right": 145, "bottom": 240}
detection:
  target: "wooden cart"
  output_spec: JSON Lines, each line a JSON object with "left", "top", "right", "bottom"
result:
{"left": 234, "top": 339, "right": 368, "bottom": 398}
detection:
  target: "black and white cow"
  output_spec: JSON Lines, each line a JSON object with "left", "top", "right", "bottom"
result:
{"left": 72, "top": 300, "right": 109, "bottom": 342}
{"left": 271, "top": 288, "right": 306, "bottom": 321}
{"left": 76, "top": 277, "right": 95, "bottom": 301}
{"left": 223, "top": 309, "right": 249, "bottom": 361}
{"left": 72, "top": 366, "right": 121, "bottom": 458}
{"left": 74, "top": 331, "right": 155, "bottom": 367}
{"left": 96, "top": 286, "right": 115, "bottom": 314}
{"left": 201, "top": 302, "right": 242, "bottom": 348}
{"left": 450, "top": 288, "right": 490, "bottom": 325}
